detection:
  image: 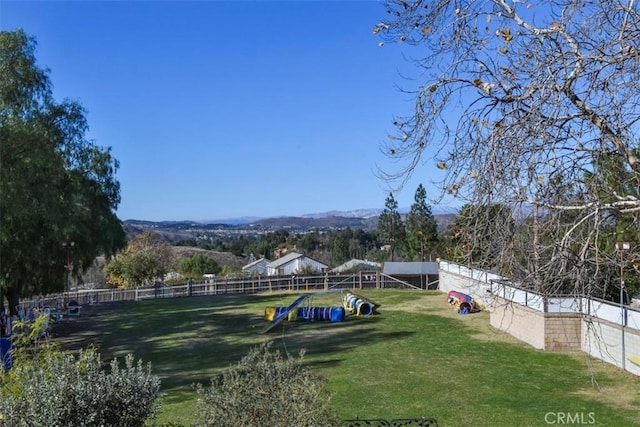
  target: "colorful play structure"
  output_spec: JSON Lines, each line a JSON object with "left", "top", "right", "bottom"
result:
{"left": 263, "top": 289, "right": 380, "bottom": 333}
{"left": 447, "top": 290, "right": 484, "bottom": 314}
{"left": 343, "top": 292, "right": 378, "bottom": 317}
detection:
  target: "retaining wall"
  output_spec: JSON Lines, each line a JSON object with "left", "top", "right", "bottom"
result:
{"left": 439, "top": 262, "right": 640, "bottom": 375}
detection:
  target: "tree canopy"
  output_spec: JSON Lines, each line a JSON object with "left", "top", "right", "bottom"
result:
{"left": 404, "top": 184, "right": 438, "bottom": 261}
{"left": 0, "top": 29, "right": 125, "bottom": 305}
{"left": 376, "top": 1, "right": 640, "bottom": 298}
{"left": 104, "top": 232, "right": 173, "bottom": 287}
{"left": 178, "top": 253, "right": 220, "bottom": 280}
{"left": 377, "top": 193, "right": 406, "bottom": 261}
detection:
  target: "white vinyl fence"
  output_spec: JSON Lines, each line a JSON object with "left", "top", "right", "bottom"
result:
{"left": 439, "top": 261, "right": 640, "bottom": 375}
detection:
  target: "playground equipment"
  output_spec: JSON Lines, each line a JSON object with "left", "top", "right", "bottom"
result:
{"left": 262, "top": 289, "right": 379, "bottom": 333}
{"left": 67, "top": 300, "right": 82, "bottom": 317}
{"left": 287, "top": 306, "right": 345, "bottom": 322}
{"left": 264, "top": 305, "right": 345, "bottom": 322}
{"left": 0, "top": 312, "right": 11, "bottom": 371}
{"left": 342, "top": 292, "right": 379, "bottom": 317}
{"left": 447, "top": 290, "right": 483, "bottom": 314}
{"left": 0, "top": 300, "right": 84, "bottom": 371}
{"left": 0, "top": 337, "right": 11, "bottom": 371}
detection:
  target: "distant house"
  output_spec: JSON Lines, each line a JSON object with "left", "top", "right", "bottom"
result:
{"left": 383, "top": 261, "right": 439, "bottom": 289}
{"left": 242, "top": 257, "right": 269, "bottom": 275}
{"left": 330, "top": 259, "right": 382, "bottom": 273}
{"left": 266, "top": 252, "right": 328, "bottom": 276}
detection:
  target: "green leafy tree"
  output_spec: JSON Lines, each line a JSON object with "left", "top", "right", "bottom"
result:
{"left": 584, "top": 153, "right": 640, "bottom": 300}
{"left": 104, "top": 232, "right": 173, "bottom": 287}
{"left": 178, "top": 253, "right": 220, "bottom": 280}
{"left": 404, "top": 184, "right": 438, "bottom": 261}
{"left": 296, "top": 230, "right": 323, "bottom": 254}
{"left": 246, "top": 239, "right": 273, "bottom": 260}
{"left": 0, "top": 30, "right": 125, "bottom": 311}
{"left": 244, "top": 230, "right": 290, "bottom": 260}
{"left": 218, "top": 264, "right": 240, "bottom": 278}
{"left": 377, "top": 193, "right": 406, "bottom": 261}
{"left": 331, "top": 235, "right": 349, "bottom": 266}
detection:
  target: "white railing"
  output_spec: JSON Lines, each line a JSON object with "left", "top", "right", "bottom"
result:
{"left": 441, "top": 261, "right": 640, "bottom": 328}
{"left": 547, "top": 297, "right": 582, "bottom": 314}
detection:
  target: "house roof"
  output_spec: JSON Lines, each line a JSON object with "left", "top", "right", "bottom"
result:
{"left": 266, "top": 252, "right": 304, "bottom": 269}
{"left": 267, "top": 252, "right": 329, "bottom": 269}
{"left": 330, "top": 259, "right": 381, "bottom": 273}
{"left": 383, "top": 262, "right": 439, "bottom": 275}
{"left": 242, "top": 257, "right": 268, "bottom": 270}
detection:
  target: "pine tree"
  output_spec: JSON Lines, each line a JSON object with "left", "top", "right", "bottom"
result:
{"left": 405, "top": 184, "right": 438, "bottom": 261}
{"left": 377, "top": 193, "right": 405, "bottom": 261}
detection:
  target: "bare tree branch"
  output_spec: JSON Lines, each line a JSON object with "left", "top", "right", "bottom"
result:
{"left": 376, "top": 0, "right": 640, "bottom": 299}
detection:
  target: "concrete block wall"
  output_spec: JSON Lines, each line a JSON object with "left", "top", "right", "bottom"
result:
{"left": 439, "top": 262, "right": 640, "bottom": 374}
{"left": 583, "top": 319, "right": 640, "bottom": 376}
{"left": 489, "top": 300, "right": 582, "bottom": 351}
{"left": 490, "top": 296, "right": 546, "bottom": 349}
{"left": 544, "top": 314, "right": 582, "bottom": 351}
{"left": 626, "top": 327, "right": 640, "bottom": 371}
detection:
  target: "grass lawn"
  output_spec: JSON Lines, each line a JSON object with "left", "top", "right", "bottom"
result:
{"left": 52, "top": 289, "right": 640, "bottom": 426}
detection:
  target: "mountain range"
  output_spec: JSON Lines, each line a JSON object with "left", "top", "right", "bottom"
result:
{"left": 122, "top": 207, "right": 460, "bottom": 243}
{"left": 188, "top": 206, "right": 460, "bottom": 225}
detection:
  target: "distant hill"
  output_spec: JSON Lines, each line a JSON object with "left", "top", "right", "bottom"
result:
{"left": 251, "top": 215, "right": 378, "bottom": 230}
{"left": 123, "top": 222, "right": 194, "bottom": 243}
{"left": 299, "top": 209, "right": 382, "bottom": 219}
{"left": 171, "top": 246, "right": 247, "bottom": 269}
{"left": 299, "top": 206, "right": 458, "bottom": 219}
{"left": 251, "top": 213, "right": 456, "bottom": 231}
{"left": 122, "top": 210, "right": 458, "bottom": 245}
{"left": 142, "top": 206, "right": 460, "bottom": 226}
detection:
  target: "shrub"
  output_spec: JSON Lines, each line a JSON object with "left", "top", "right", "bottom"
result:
{"left": 194, "top": 342, "right": 339, "bottom": 427}
{"left": 0, "top": 346, "right": 161, "bottom": 426}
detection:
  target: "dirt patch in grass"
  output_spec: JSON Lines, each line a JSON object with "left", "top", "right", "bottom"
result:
{"left": 570, "top": 355, "right": 640, "bottom": 414}
{"left": 574, "top": 384, "right": 640, "bottom": 415}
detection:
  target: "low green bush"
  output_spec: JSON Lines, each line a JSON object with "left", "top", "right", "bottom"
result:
{"left": 194, "top": 342, "right": 339, "bottom": 427}
{"left": 0, "top": 346, "right": 160, "bottom": 426}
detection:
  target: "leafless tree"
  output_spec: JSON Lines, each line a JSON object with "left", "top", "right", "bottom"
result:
{"left": 376, "top": 0, "right": 640, "bottom": 299}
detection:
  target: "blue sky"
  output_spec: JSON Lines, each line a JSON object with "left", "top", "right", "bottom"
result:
{"left": 2, "top": 0, "right": 454, "bottom": 221}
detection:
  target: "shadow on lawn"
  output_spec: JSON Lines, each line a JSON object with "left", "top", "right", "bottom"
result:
{"left": 50, "top": 294, "right": 412, "bottom": 392}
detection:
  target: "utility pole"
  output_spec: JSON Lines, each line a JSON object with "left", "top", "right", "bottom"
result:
{"left": 63, "top": 241, "right": 75, "bottom": 294}
{"left": 615, "top": 241, "right": 630, "bottom": 370}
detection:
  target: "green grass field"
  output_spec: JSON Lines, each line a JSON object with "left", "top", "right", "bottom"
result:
{"left": 54, "top": 289, "right": 640, "bottom": 426}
